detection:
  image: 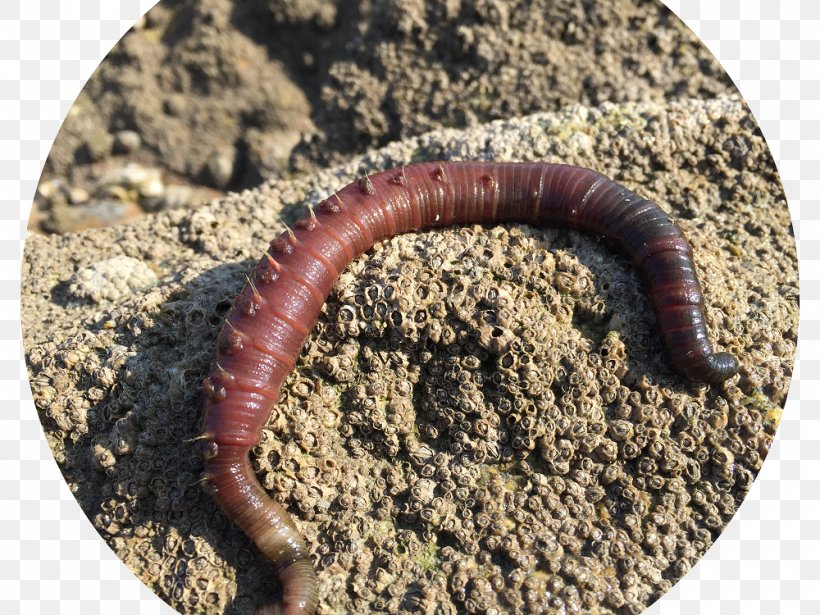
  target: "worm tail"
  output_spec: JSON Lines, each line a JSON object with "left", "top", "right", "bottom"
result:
{"left": 558, "top": 164, "right": 739, "bottom": 382}
{"left": 203, "top": 443, "right": 319, "bottom": 615}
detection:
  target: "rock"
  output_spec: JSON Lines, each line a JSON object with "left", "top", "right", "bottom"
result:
{"left": 158, "top": 184, "right": 196, "bottom": 210}
{"left": 22, "top": 98, "right": 797, "bottom": 614}
{"left": 113, "top": 130, "right": 142, "bottom": 153}
{"left": 43, "top": 199, "right": 143, "bottom": 234}
{"left": 243, "top": 127, "right": 303, "bottom": 181}
{"left": 67, "top": 256, "right": 159, "bottom": 304}
{"left": 95, "top": 163, "right": 166, "bottom": 212}
{"left": 163, "top": 94, "right": 187, "bottom": 117}
{"left": 36, "top": 178, "right": 70, "bottom": 203}
{"left": 34, "top": 177, "right": 143, "bottom": 233}
{"left": 137, "top": 175, "right": 164, "bottom": 199}
{"left": 98, "top": 163, "right": 161, "bottom": 191}
{"left": 81, "top": 128, "right": 114, "bottom": 162}
{"left": 67, "top": 186, "right": 90, "bottom": 205}
{"left": 205, "top": 148, "right": 237, "bottom": 189}
{"left": 141, "top": 184, "right": 219, "bottom": 213}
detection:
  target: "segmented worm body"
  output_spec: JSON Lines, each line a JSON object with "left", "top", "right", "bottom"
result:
{"left": 199, "top": 161, "right": 738, "bottom": 615}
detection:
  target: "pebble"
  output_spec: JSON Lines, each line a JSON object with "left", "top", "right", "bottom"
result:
{"left": 67, "top": 255, "right": 158, "bottom": 304}
{"left": 138, "top": 175, "right": 165, "bottom": 199}
{"left": 244, "top": 128, "right": 302, "bottom": 178}
{"left": 34, "top": 159, "right": 221, "bottom": 232}
{"left": 83, "top": 130, "right": 115, "bottom": 162}
{"left": 205, "top": 148, "right": 237, "bottom": 189}
{"left": 68, "top": 187, "right": 90, "bottom": 205}
{"left": 47, "top": 200, "right": 143, "bottom": 234}
{"left": 36, "top": 179, "right": 70, "bottom": 204}
{"left": 141, "top": 184, "right": 214, "bottom": 213}
{"left": 99, "top": 163, "right": 160, "bottom": 190}
{"left": 114, "top": 130, "right": 142, "bottom": 154}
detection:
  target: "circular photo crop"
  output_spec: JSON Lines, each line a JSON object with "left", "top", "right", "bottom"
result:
{"left": 23, "top": 1, "right": 797, "bottom": 614}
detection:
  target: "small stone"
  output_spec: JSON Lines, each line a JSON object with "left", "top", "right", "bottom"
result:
{"left": 46, "top": 200, "right": 143, "bottom": 234}
{"left": 162, "top": 184, "right": 219, "bottom": 209}
{"left": 138, "top": 176, "right": 164, "bottom": 199}
{"left": 82, "top": 129, "right": 115, "bottom": 162}
{"left": 160, "top": 184, "right": 195, "bottom": 209}
{"left": 99, "top": 163, "right": 157, "bottom": 190}
{"left": 205, "top": 148, "right": 237, "bottom": 189}
{"left": 67, "top": 256, "right": 158, "bottom": 304}
{"left": 244, "top": 128, "right": 303, "bottom": 179}
{"left": 36, "top": 178, "right": 68, "bottom": 202}
{"left": 67, "top": 187, "right": 90, "bottom": 205}
{"left": 113, "top": 130, "right": 142, "bottom": 154}
{"left": 143, "top": 184, "right": 216, "bottom": 213}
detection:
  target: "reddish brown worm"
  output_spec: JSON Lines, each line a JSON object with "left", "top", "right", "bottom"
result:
{"left": 199, "top": 161, "right": 738, "bottom": 614}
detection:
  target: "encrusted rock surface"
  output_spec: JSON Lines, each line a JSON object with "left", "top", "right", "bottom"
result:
{"left": 23, "top": 97, "right": 796, "bottom": 614}
{"left": 67, "top": 256, "right": 160, "bottom": 304}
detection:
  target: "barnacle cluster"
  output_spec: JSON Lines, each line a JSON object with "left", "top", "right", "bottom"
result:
{"left": 25, "top": 218, "right": 791, "bottom": 614}
{"left": 260, "top": 223, "right": 780, "bottom": 614}
{"left": 23, "top": 98, "right": 796, "bottom": 614}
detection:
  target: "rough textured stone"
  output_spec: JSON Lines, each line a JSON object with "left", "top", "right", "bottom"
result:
{"left": 23, "top": 97, "right": 796, "bottom": 614}
{"left": 67, "top": 256, "right": 159, "bottom": 304}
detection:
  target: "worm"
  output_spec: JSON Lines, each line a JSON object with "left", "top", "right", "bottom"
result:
{"left": 198, "top": 161, "right": 738, "bottom": 615}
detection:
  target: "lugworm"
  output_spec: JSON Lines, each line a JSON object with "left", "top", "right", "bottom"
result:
{"left": 199, "top": 161, "right": 738, "bottom": 615}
